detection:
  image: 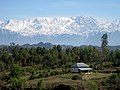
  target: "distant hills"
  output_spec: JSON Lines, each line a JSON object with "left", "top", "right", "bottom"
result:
{"left": 0, "top": 42, "right": 73, "bottom": 49}
{"left": 21, "top": 42, "right": 53, "bottom": 49}
{"left": 0, "top": 42, "right": 120, "bottom": 50}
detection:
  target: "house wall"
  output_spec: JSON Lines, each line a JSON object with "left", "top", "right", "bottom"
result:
{"left": 71, "top": 68, "right": 79, "bottom": 73}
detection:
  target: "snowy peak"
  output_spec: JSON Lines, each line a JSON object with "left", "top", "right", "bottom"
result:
{"left": 0, "top": 16, "right": 120, "bottom": 36}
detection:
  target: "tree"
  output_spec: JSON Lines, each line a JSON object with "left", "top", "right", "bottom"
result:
{"left": 29, "top": 48, "right": 36, "bottom": 55}
{"left": 0, "top": 61, "right": 5, "bottom": 71}
{"left": 100, "top": 33, "right": 109, "bottom": 69}
{"left": 9, "top": 64, "right": 24, "bottom": 89}
{"left": 1, "top": 51, "right": 10, "bottom": 64}
{"left": 101, "top": 33, "right": 108, "bottom": 49}
{"left": 1, "top": 51, "right": 14, "bottom": 69}
{"left": 10, "top": 64, "right": 22, "bottom": 78}
{"left": 113, "top": 49, "right": 120, "bottom": 66}
{"left": 57, "top": 45, "right": 63, "bottom": 60}
{"left": 101, "top": 33, "right": 108, "bottom": 60}
{"left": 9, "top": 77, "right": 25, "bottom": 90}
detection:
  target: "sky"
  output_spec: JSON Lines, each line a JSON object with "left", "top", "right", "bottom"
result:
{"left": 0, "top": 0, "right": 120, "bottom": 20}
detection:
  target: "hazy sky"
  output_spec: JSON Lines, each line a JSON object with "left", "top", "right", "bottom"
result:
{"left": 0, "top": 0, "right": 120, "bottom": 20}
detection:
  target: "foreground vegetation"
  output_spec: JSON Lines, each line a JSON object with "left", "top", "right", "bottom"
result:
{"left": 0, "top": 34, "right": 120, "bottom": 89}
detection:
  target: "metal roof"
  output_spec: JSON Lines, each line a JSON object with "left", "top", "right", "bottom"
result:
{"left": 71, "top": 63, "right": 89, "bottom": 68}
{"left": 78, "top": 68, "right": 92, "bottom": 71}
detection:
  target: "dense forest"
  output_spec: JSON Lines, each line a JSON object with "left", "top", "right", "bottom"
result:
{"left": 0, "top": 42, "right": 120, "bottom": 70}
{"left": 0, "top": 34, "right": 120, "bottom": 90}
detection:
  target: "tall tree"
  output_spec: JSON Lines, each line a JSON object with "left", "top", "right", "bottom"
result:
{"left": 101, "top": 33, "right": 108, "bottom": 50}
{"left": 100, "top": 33, "right": 108, "bottom": 69}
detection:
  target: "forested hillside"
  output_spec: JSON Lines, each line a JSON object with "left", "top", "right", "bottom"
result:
{"left": 0, "top": 41, "right": 120, "bottom": 89}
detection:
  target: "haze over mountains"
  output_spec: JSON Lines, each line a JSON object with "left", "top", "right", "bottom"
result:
{"left": 0, "top": 16, "right": 120, "bottom": 46}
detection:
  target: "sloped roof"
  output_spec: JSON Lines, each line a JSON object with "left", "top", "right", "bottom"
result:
{"left": 71, "top": 63, "right": 89, "bottom": 68}
{"left": 78, "top": 68, "right": 92, "bottom": 71}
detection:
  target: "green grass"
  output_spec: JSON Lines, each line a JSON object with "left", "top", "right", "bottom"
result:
{"left": 23, "top": 72, "right": 111, "bottom": 89}
{"left": 83, "top": 73, "right": 112, "bottom": 80}
{"left": 0, "top": 67, "right": 114, "bottom": 89}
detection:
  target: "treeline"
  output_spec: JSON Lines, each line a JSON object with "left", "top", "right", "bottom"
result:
{"left": 0, "top": 43, "right": 120, "bottom": 71}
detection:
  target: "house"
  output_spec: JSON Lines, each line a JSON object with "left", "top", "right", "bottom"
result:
{"left": 71, "top": 62, "right": 92, "bottom": 74}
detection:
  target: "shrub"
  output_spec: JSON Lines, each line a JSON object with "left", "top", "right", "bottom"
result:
{"left": 37, "top": 80, "right": 43, "bottom": 90}
{"left": 116, "top": 68, "right": 120, "bottom": 74}
{"left": 72, "top": 75, "right": 82, "bottom": 80}
{"left": 42, "top": 70, "right": 49, "bottom": 77}
{"left": 103, "top": 74, "right": 120, "bottom": 90}
{"left": 50, "top": 71, "right": 54, "bottom": 76}
{"left": 38, "top": 71, "right": 44, "bottom": 78}
{"left": 54, "top": 70, "right": 59, "bottom": 75}
{"left": 62, "top": 69, "right": 67, "bottom": 74}
{"left": 51, "top": 84, "right": 72, "bottom": 90}
{"left": 44, "top": 72, "right": 50, "bottom": 77}
{"left": 0, "top": 62, "right": 5, "bottom": 71}
{"left": 25, "top": 66, "right": 34, "bottom": 73}
{"left": 9, "top": 77, "right": 25, "bottom": 90}
{"left": 10, "top": 64, "right": 22, "bottom": 77}
{"left": 87, "top": 81, "right": 98, "bottom": 90}
{"left": 29, "top": 74, "right": 37, "bottom": 80}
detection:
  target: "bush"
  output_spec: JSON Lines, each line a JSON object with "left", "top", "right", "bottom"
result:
{"left": 0, "top": 62, "right": 5, "bottom": 71}
{"left": 62, "top": 69, "right": 68, "bottom": 74}
{"left": 103, "top": 62, "right": 113, "bottom": 68}
{"left": 103, "top": 74, "right": 120, "bottom": 90}
{"left": 54, "top": 70, "right": 59, "bottom": 75}
{"left": 38, "top": 71, "right": 44, "bottom": 78}
{"left": 116, "top": 68, "right": 120, "bottom": 74}
{"left": 51, "top": 84, "right": 72, "bottom": 90}
{"left": 10, "top": 64, "right": 22, "bottom": 77}
{"left": 37, "top": 80, "right": 43, "bottom": 90}
{"left": 42, "top": 70, "right": 50, "bottom": 77}
{"left": 50, "top": 71, "right": 54, "bottom": 76}
{"left": 50, "top": 70, "right": 61, "bottom": 76}
{"left": 87, "top": 81, "right": 98, "bottom": 90}
{"left": 25, "top": 66, "right": 34, "bottom": 73}
{"left": 44, "top": 72, "right": 50, "bottom": 77}
{"left": 72, "top": 75, "right": 82, "bottom": 80}
{"left": 29, "top": 74, "right": 38, "bottom": 80}
{"left": 9, "top": 77, "right": 25, "bottom": 89}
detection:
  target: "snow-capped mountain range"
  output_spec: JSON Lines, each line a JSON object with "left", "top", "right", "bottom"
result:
{"left": 0, "top": 16, "right": 120, "bottom": 46}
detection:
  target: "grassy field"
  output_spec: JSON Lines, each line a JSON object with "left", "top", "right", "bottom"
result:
{"left": 22, "top": 72, "right": 112, "bottom": 89}
{"left": 0, "top": 68, "right": 114, "bottom": 89}
{"left": 83, "top": 73, "right": 112, "bottom": 80}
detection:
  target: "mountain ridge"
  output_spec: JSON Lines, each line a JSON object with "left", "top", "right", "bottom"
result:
{"left": 0, "top": 16, "right": 120, "bottom": 45}
{"left": 0, "top": 16, "right": 120, "bottom": 36}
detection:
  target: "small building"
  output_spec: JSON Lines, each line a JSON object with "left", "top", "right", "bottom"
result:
{"left": 71, "top": 62, "right": 92, "bottom": 74}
